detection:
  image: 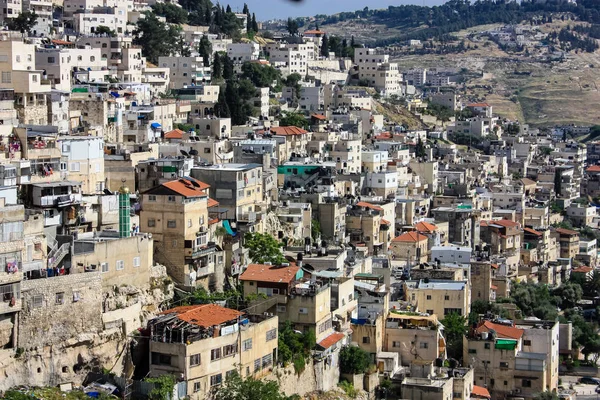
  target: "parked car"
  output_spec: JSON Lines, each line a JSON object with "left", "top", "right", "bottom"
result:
{"left": 579, "top": 377, "right": 600, "bottom": 385}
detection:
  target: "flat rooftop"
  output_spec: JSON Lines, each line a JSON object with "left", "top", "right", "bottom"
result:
{"left": 193, "top": 163, "right": 262, "bottom": 171}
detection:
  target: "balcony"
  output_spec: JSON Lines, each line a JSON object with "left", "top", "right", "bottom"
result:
{"left": 196, "top": 262, "right": 215, "bottom": 278}
{"left": 36, "top": 193, "right": 82, "bottom": 208}
{"left": 185, "top": 244, "right": 217, "bottom": 260}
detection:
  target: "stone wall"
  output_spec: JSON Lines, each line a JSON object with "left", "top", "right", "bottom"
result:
{"left": 18, "top": 273, "right": 103, "bottom": 351}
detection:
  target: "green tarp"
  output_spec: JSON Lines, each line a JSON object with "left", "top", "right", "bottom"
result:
{"left": 495, "top": 339, "right": 517, "bottom": 350}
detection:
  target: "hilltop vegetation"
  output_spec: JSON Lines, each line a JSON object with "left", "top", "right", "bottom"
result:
{"left": 300, "top": 0, "right": 600, "bottom": 46}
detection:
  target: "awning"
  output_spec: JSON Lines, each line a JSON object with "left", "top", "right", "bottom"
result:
{"left": 495, "top": 339, "right": 518, "bottom": 350}
{"left": 150, "top": 122, "right": 161, "bottom": 129}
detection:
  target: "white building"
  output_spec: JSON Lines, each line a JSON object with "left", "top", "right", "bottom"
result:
{"left": 158, "top": 56, "right": 211, "bottom": 89}
{"left": 265, "top": 42, "right": 317, "bottom": 76}
{"left": 73, "top": 9, "right": 128, "bottom": 36}
{"left": 431, "top": 245, "right": 472, "bottom": 265}
{"left": 227, "top": 42, "right": 259, "bottom": 65}
{"left": 36, "top": 46, "right": 106, "bottom": 91}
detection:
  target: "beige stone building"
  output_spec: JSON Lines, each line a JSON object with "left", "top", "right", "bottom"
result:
{"left": 71, "top": 231, "right": 153, "bottom": 289}
{"left": 404, "top": 280, "right": 470, "bottom": 317}
{"left": 141, "top": 177, "right": 220, "bottom": 289}
{"left": 390, "top": 231, "right": 428, "bottom": 264}
{"left": 58, "top": 136, "right": 105, "bottom": 194}
{"left": 0, "top": 40, "right": 52, "bottom": 125}
{"left": 555, "top": 228, "right": 580, "bottom": 260}
{"left": 240, "top": 264, "right": 335, "bottom": 342}
{"left": 0, "top": 202, "right": 24, "bottom": 349}
{"left": 346, "top": 201, "right": 393, "bottom": 256}
{"left": 148, "top": 305, "right": 278, "bottom": 399}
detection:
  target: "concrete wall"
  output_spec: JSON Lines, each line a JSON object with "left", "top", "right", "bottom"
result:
{"left": 18, "top": 272, "right": 103, "bottom": 350}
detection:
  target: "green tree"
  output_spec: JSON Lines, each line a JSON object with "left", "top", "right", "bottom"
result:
{"left": 214, "top": 88, "right": 231, "bottom": 118}
{"left": 133, "top": 12, "right": 182, "bottom": 64}
{"left": 311, "top": 219, "right": 321, "bottom": 241}
{"left": 94, "top": 25, "right": 116, "bottom": 36}
{"left": 152, "top": 2, "right": 188, "bottom": 24}
{"left": 242, "top": 3, "right": 249, "bottom": 14}
{"left": 214, "top": 371, "right": 295, "bottom": 400}
{"left": 145, "top": 375, "right": 176, "bottom": 400}
{"left": 241, "top": 62, "right": 282, "bottom": 87}
{"left": 252, "top": 13, "right": 258, "bottom": 32}
{"left": 244, "top": 232, "right": 286, "bottom": 264}
{"left": 535, "top": 392, "right": 560, "bottom": 400}
{"left": 510, "top": 281, "right": 559, "bottom": 320}
{"left": 415, "top": 136, "right": 426, "bottom": 158}
{"left": 440, "top": 312, "right": 467, "bottom": 360}
{"left": 339, "top": 345, "right": 371, "bottom": 374}
{"left": 226, "top": 4, "right": 231, "bottom": 13}
{"left": 198, "top": 35, "right": 212, "bottom": 67}
{"left": 279, "top": 112, "right": 309, "bottom": 129}
{"left": 7, "top": 11, "right": 38, "bottom": 35}
{"left": 554, "top": 169, "right": 563, "bottom": 198}
{"left": 585, "top": 269, "right": 600, "bottom": 296}
{"left": 552, "top": 282, "right": 582, "bottom": 310}
{"left": 287, "top": 17, "right": 299, "bottom": 36}
{"left": 223, "top": 54, "right": 235, "bottom": 80}
{"left": 321, "top": 34, "right": 329, "bottom": 57}
{"left": 212, "top": 52, "right": 223, "bottom": 80}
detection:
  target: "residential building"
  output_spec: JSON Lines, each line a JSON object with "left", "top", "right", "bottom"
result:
{"left": 404, "top": 279, "right": 471, "bottom": 317}
{"left": 148, "top": 305, "right": 278, "bottom": 399}
{"left": 390, "top": 232, "right": 428, "bottom": 264}
{"left": 57, "top": 136, "right": 105, "bottom": 194}
{"left": 140, "top": 177, "right": 219, "bottom": 288}
{"left": 158, "top": 56, "right": 211, "bottom": 89}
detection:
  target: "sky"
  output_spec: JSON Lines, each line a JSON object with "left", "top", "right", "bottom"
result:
{"left": 225, "top": 0, "right": 448, "bottom": 21}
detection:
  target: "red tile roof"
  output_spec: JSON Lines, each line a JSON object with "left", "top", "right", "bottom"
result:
{"left": 207, "top": 198, "right": 219, "bottom": 208}
{"left": 311, "top": 113, "right": 326, "bottom": 120}
{"left": 392, "top": 231, "right": 428, "bottom": 243}
{"left": 524, "top": 227, "right": 542, "bottom": 236}
{"left": 160, "top": 304, "right": 243, "bottom": 328}
{"left": 556, "top": 228, "right": 579, "bottom": 236}
{"left": 303, "top": 29, "right": 325, "bottom": 35}
{"left": 381, "top": 219, "right": 391, "bottom": 226}
{"left": 471, "top": 385, "right": 491, "bottom": 399}
{"left": 490, "top": 285, "right": 498, "bottom": 290}
{"left": 491, "top": 219, "right": 519, "bottom": 228}
{"left": 162, "top": 178, "right": 210, "bottom": 198}
{"left": 573, "top": 266, "right": 593, "bottom": 273}
{"left": 476, "top": 320, "right": 523, "bottom": 340}
{"left": 374, "top": 132, "right": 392, "bottom": 140}
{"left": 208, "top": 218, "right": 219, "bottom": 225}
{"left": 356, "top": 201, "right": 383, "bottom": 211}
{"left": 491, "top": 263, "right": 499, "bottom": 269}
{"left": 414, "top": 221, "right": 437, "bottom": 233}
{"left": 240, "top": 264, "right": 300, "bottom": 284}
{"left": 317, "top": 332, "right": 345, "bottom": 349}
{"left": 270, "top": 126, "right": 308, "bottom": 136}
{"left": 164, "top": 129, "right": 185, "bottom": 139}
{"left": 52, "top": 39, "right": 73, "bottom": 46}
{"left": 587, "top": 165, "right": 600, "bottom": 173}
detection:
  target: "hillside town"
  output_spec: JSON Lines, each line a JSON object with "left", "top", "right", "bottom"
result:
{"left": 1, "top": 0, "right": 600, "bottom": 400}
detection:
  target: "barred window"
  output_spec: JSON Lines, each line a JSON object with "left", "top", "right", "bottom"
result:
{"left": 266, "top": 328, "right": 277, "bottom": 342}
{"left": 262, "top": 354, "right": 272, "bottom": 368}
{"left": 242, "top": 338, "right": 252, "bottom": 351}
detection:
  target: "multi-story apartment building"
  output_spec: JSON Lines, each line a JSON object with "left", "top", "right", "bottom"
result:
{"left": 404, "top": 279, "right": 471, "bottom": 317}
{"left": 72, "top": 8, "right": 128, "bottom": 36}
{"left": 264, "top": 42, "right": 316, "bottom": 76}
{"left": 226, "top": 43, "right": 259, "bottom": 65}
{"left": 0, "top": 201, "right": 24, "bottom": 350}
{"left": 354, "top": 48, "right": 401, "bottom": 96}
{"left": 140, "top": 177, "right": 218, "bottom": 288}
{"left": 148, "top": 304, "right": 278, "bottom": 399}
{"left": 240, "top": 264, "right": 335, "bottom": 342}
{"left": 36, "top": 46, "right": 106, "bottom": 92}
{"left": 57, "top": 136, "right": 104, "bottom": 194}
{"left": 555, "top": 228, "right": 580, "bottom": 260}
{"left": 191, "top": 163, "right": 265, "bottom": 233}
{"left": 346, "top": 201, "right": 393, "bottom": 256}
{"left": 23, "top": 0, "right": 53, "bottom": 36}
{"left": 158, "top": 56, "right": 211, "bottom": 89}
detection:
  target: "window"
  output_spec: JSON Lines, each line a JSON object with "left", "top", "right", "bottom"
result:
{"left": 48, "top": 56, "right": 55, "bottom": 63}
{"left": 168, "top": 195, "right": 176, "bottom": 202}
{"left": 55, "top": 292, "right": 64, "bottom": 305}
{"left": 147, "top": 219, "right": 156, "bottom": 228}
{"left": 266, "top": 328, "right": 277, "bottom": 342}
{"left": 31, "top": 295, "right": 43, "bottom": 309}
{"left": 167, "top": 220, "right": 176, "bottom": 228}
{"left": 254, "top": 358, "right": 260, "bottom": 372}
{"left": 32, "top": 74, "right": 37, "bottom": 83}
{"left": 262, "top": 354, "right": 272, "bottom": 368}
{"left": 133, "top": 257, "right": 140, "bottom": 268}
{"left": 522, "top": 379, "right": 532, "bottom": 388}
{"left": 116, "top": 260, "right": 124, "bottom": 270}
{"left": 193, "top": 382, "right": 201, "bottom": 392}
{"left": 101, "top": 262, "right": 108, "bottom": 273}
{"left": 499, "top": 362, "right": 509, "bottom": 369}
{"left": 426, "top": 295, "right": 432, "bottom": 300}
{"left": 276, "top": 305, "right": 286, "bottom": 313}
{"left": 392, "top": 341, "right": 400, "bottom": 348}
{"left": 151, "top": 352, "right": 171, "bottom": 366}
{"left": 242, "top": 338, "right": 252, "bottom": 351}
{"left": 189, "top": 353, "right": 200, "bottom": 367}
{"left": 211, "top": 348, "right": 221, "bottom": 361}
{"left": 523, "top": 340, "right": 532, "bottom": 346}
{"left": 484, "top": 343, "right": 490, "bottom": 349}
{"left": 70, "top": 162, "right": 80, "bottom": 172}
{"left": 223, "top": 344, "right": 237, "bottom": 357}
{"left": 444, "top": 295, "right": 450, "bottom": 301}
{"left": 419, "top": 342, "right": 429, "bottom": 349}
{"left": 468, "top": 349, "right": 477, "bottom": 354}
{"left": 210, "top": 374, "right": 222, "bottom": 387}
{"left": 298, "top": 307, "right": 308, "bottom": 314}
{"left": 148, "top": 195, "right": 156, "bottom": 202}
{"left": 362, "top": 337, "right": 371, "bottom": 344}
{"left": 1, "top": 72, "right": 11, "bottom": 84}
{"left": 426, "top": 310, "right": 433, "bottom": 315}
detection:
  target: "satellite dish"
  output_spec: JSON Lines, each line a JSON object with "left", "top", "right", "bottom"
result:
{"left": 180, "top": 150, "right": 189, "bottom": 157}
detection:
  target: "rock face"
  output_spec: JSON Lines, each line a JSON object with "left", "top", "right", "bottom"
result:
{"left": 0, "top": 265, "right": 173, "bottom": 391}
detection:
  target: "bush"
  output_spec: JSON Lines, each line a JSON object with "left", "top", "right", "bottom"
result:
{"left": 293, "top": 354, "right": 306, "bottom": 375}
{"left": 338, "top": 380, "right": 358, "bottom": 398}
{"left": 340, "top": 345, "right": 371, "bottom": 374}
